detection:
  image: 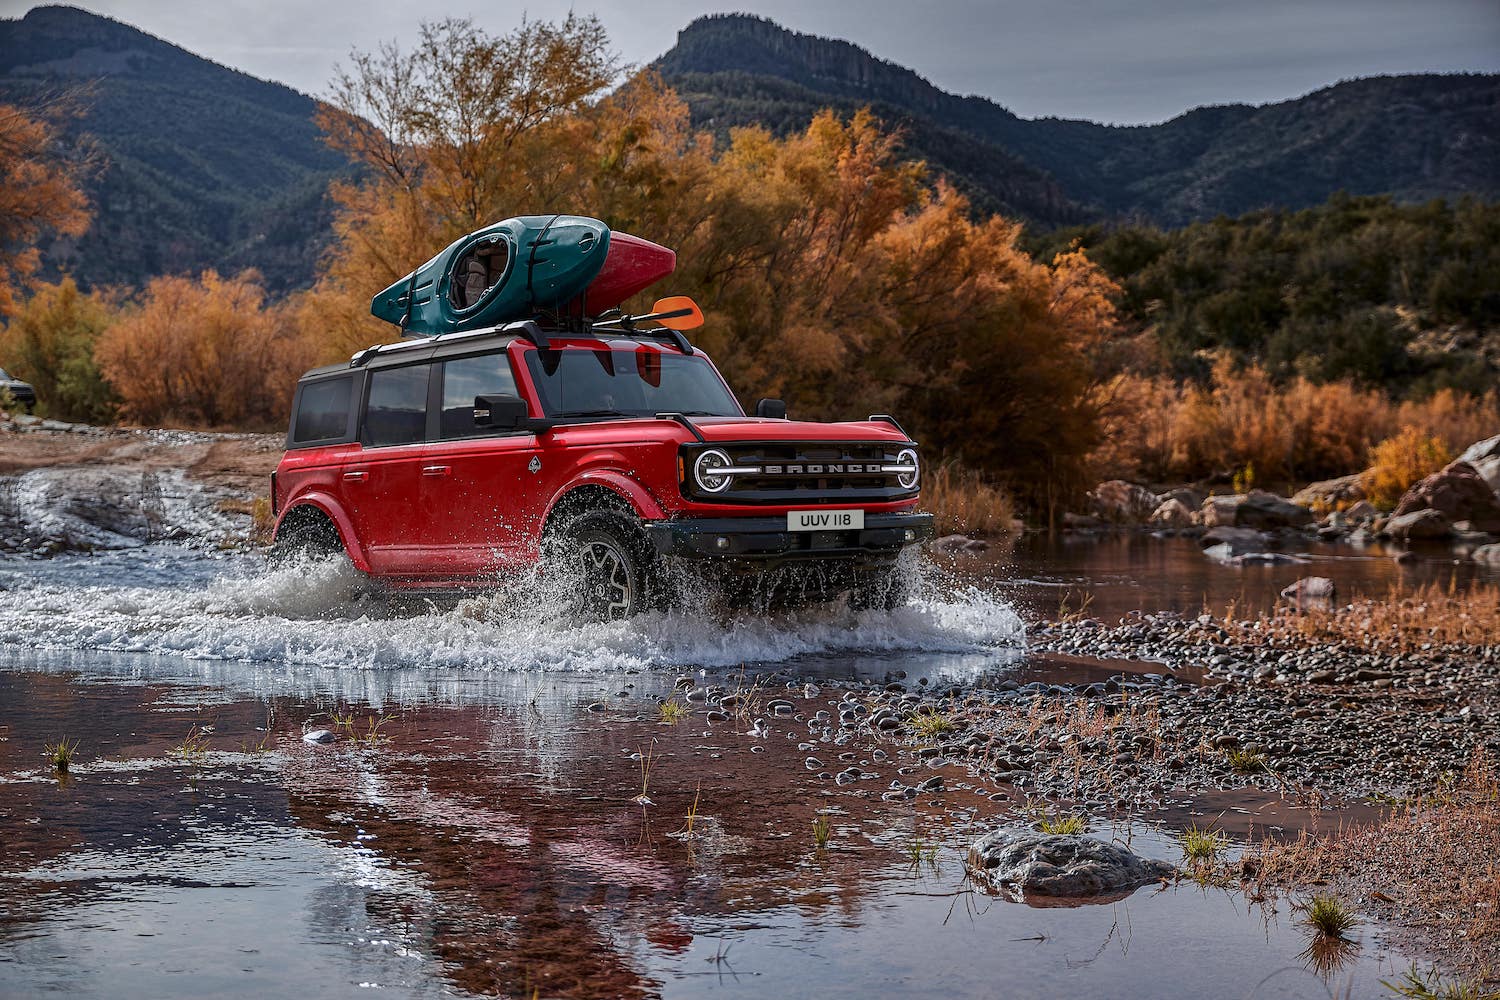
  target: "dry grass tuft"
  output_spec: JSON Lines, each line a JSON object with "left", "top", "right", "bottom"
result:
{"left": 1226, "top": 581, "right": 1500, "bottom": 655}
{"left": 921, "top": 460, "right": 1017, "bottom": 537}
{"left": 1242, "top": 748, "right": 1500, "bottom": 977}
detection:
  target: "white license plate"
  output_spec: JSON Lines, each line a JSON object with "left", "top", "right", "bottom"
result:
{"left": 787, "top": 509, "right": 864, "bottom": 532}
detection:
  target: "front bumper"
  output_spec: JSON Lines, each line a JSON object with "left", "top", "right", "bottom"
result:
{"left": 645, "top": 511, "right": 934, "bottom": 564}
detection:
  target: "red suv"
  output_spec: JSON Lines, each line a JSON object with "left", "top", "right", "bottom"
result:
{"left": 271, "top": 320, "right": 932, "bottom": 618}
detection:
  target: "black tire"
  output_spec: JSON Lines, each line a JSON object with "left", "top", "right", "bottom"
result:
{"left": 547, "top": 508, "right": 664, "bottom": 621}
{"left": 272, "top": 508, "right": 343, "bottom": 562}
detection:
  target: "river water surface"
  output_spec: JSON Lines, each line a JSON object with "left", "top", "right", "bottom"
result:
{"left": 3, "top": 534, "right": 1488, "bottom": 998}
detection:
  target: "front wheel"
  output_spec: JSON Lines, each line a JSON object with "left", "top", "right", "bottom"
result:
{"left": 548, "top": 509, "right": 664, "bottom": 622}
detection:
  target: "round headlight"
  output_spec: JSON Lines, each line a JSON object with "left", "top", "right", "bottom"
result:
{"left": 693, "top": 448, "right": 735, "bottom": 494}
{"left": 895, "top": 447, "right": 919, "bottom": 490}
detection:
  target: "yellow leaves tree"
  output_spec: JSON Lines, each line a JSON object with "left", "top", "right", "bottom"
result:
{"left": 96, "top": 271, "right": 319, "bottom": 428}
{"left": 0, "top": 277, "right": 118, "bottom": 422}
{"left": 0, "top": 96, "right": 92, "bottom": 317}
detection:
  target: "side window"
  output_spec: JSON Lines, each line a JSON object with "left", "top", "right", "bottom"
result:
{"left": 292, "top": 376, "right": 353, "bottom": 444}
{"left": 364, "top": 365, "right": 430, "bottom": 447}
{"left": 441, "top": 352, "right": 519, "bottom": 438}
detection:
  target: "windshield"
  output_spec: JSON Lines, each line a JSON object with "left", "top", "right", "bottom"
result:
{"left": 525, "top": 346, "right": 741, "bottom": 418}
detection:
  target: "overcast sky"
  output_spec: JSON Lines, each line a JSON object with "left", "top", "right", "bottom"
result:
{"left": 3, "top": 0, "right": 1497, "bottom": 123}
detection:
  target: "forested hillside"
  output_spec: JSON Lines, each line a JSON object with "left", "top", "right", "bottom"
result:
{"left": 658, "top": 14, "right": 1500, "bottom": 227}
{"left": 0, "top": 5, "right": 349, "bottom": 293}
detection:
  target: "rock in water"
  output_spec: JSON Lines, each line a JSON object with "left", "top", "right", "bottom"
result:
{"left": 302, "top": 728, "right": 335, "bottom": 744}
{"left": 966, "top": 829, "right": 1176, "bottom": 900}
{"left": 1385, "top": 508, "right": 1452, "bottom": 541}
{"left": 1198, "top": 526, "right": 1269, "bottom": 556}
{"left": 1281, "top": 576, "right": 1336, "bottom": 600}
{"left": 1472, "top": 543, "right": 1500, "bottom": 565}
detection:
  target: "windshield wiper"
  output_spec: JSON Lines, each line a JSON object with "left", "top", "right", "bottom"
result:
{"left": 553, "top": 409, "right": 635, "bottom": 418}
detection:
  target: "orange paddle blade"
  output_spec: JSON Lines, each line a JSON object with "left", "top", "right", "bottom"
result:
{"left": 651, "top": 295, "right": 703, "bottom": 331}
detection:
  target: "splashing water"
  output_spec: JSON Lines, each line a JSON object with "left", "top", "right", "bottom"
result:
{"left": 0, "top": 546, "right": 1024, "bottom": 673}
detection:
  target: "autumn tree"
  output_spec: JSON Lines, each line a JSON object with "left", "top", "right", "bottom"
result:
{"left": 0, "top": 95, "right": 92, "bottom": 317}
{"left": 96, "top": 270, "right": 319, "bottom": 428}
{"left": 307, "top": 18, "right": 1123, "bottom": 511}
{"left": 0, "top": 277, "right": 118, "bottom": 422}
{"left": 308, "top": 14, "right": 621, "bottom": 356}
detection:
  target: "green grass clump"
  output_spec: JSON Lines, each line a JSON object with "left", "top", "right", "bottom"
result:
{"left": 1036, "top": 814, "right": 1087, "bottom": 835}
{"left": 812, "top": 814, "right": 831, "bottom": 849}
{"left": 1182, "top": 823, "right": 1229, "bottom": 865}
{"left": 1226, "top": 748, "right": 1269, "bottom": 774}
{"left": 1301, "top": 894, "right": 1357, "bottom": 939}
{"left": 909, "top": 711, "right": 956, "bottom": 739}
{"left": 44, "top": 738, "right": 79, "bottom": 772}
{"left": 1382, "top": 964, "right": 1499, "bottom": 1000}
{"left": 658, "top": 699, "right": 689, "bottom": 725}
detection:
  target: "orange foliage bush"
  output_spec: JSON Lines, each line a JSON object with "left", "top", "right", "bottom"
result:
{"left": 96, "top": 271, "right": 321, "bottom": 428}
{"left": 1097, "top": 358, "right": 1497, "bottom": 486}
{"left": 1362, "top": 428, "right": 1452, "bottom": 509}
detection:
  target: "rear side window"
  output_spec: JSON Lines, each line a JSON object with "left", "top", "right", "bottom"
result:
{"left": 365, "top": 365, "right": 431, "bottom": 446}
{"left": 441, "top": 352, "right": 519, "bottom": 438}
{"left": 292, "top": 376, "right": 353, "bottom": 444}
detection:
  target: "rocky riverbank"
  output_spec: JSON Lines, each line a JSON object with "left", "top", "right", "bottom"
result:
{"left": 0, "top": 416, "right": 280, "bottom": 554}
{"left": 1069, "top": 432, "right": 1500, "bottom": 567}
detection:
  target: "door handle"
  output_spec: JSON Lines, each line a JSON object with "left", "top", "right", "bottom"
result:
{"left": 342, "top": 470, "right": 368, "bottom": 482}
{"left": 422, "top": 465, "right": 452, "bottom": 478}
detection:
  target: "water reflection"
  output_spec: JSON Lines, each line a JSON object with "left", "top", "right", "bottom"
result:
{"left": 0, "top": 660, "right": 1415, "bottom": 999}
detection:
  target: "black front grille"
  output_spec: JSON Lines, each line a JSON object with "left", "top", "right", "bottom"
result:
{"left": 684, "top": 441, "right": 916, "bottom": 505}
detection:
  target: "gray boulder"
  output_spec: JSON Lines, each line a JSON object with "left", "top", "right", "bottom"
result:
{"left": 1385, "top": 508, "right": 1452, "bottom": 541}
{"left": 1292, "top": 473, "right": 1366, "bottom": 511}
{"left": 1472, "top": 543, "right": 1500, "bottom": 565}
{"left": 1393, "top": 460, "right": 1500, "bottom": 533}
{"left": 1089, "top": 480, "right": 1160, "bottom": 524}
{"left": 967, "top": 829, "right": 1176, "bottom": 900}
{"left": 1458, "top": 434, "right": 1500, "bottom": 494}
{"left": 1149, "top": 498, "right": 1195, "bottom": 528}
{"left": 1200, "top": 490, "right": 1314, "bottom": 530}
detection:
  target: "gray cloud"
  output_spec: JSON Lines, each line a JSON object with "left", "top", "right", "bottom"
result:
{"left": 1, "top": 0, "right": 1495, "bottom": 123}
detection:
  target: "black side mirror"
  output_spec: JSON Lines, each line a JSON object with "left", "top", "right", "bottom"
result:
{"left": 755, "top": 398, "right": 787, "bottom": 419}
{"left": 474, "top": 394, "right": 530, "bottom": 430}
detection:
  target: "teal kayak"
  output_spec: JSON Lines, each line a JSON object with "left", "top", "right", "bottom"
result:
{"left": 371, "top": 215, "right": 611, "bottom": 337}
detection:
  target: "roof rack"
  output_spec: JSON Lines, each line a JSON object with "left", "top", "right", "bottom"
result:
{"left": 349, "top": 321, "right": 553, "bottom": 367}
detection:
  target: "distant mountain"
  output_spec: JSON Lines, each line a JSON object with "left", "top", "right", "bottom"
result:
{"left": 0, "top": 5, "right": 349, "bottom": 294}
{"left": 658, "top": 14, "right": 1500, "bottom": 227}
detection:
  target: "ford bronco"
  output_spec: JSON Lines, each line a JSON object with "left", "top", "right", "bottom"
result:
{"left": 271, "top": 217, "right": 933, "bottom": 619}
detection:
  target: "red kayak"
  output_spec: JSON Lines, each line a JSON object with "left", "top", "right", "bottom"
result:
{"left": 583, "top": 232, "right": 676, "bottom": 314}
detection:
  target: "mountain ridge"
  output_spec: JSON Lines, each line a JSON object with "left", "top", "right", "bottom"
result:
{"left": 0, "top": 4, "right": 350, "bottom": 294}
{"left": 657, "top": 13, "right": 1500, "bottom": 226}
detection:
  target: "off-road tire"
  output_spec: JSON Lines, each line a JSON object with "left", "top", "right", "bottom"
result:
{"left": 271, "top": 509, "right": 344, "bottom": 562}
{"left": 547, "top": 508, "right": 665, "bottom": 622}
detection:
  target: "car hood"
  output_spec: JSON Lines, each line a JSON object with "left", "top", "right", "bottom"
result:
{"left": 685, "top": 416, "right": 912, "bottom": 444}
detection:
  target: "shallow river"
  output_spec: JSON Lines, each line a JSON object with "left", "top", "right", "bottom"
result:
{"left": 2, "top": 536, "right": 1488, "bottom": 998}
